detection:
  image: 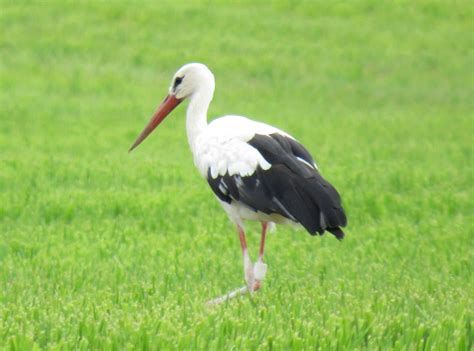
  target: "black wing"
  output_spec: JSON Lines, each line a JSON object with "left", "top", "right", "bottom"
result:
{"left": 207, "top": 133, "right": 347, "bottom": 239}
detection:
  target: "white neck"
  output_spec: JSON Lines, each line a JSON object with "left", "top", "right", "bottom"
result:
{"left": 186, "top": 89, "right": 212, "bottom": 151}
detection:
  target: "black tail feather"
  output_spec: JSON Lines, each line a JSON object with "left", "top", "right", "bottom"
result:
{"left": 327, "top": 227, "right": 345, "bottom": 240}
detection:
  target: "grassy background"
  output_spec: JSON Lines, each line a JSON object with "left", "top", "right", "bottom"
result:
{"left": 1, "top": 1, "right": 472, "bottom": 349}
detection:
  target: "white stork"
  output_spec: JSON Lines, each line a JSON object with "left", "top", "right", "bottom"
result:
{"left": 129, "top": 63, "right": 347, "bottom": 304}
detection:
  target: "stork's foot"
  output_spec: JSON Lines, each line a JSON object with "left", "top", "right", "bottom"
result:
{"left": 245, "top": 259, "right": 267, "bottom": 292}
{"left": 206, "top": 266, "right": 268, "bottom": 306}
{"left": 252, "top": 260, "right": 267, "bottom": 291}
{"left": 206, "top": 261, "right": 268, "bottom": 305}
{"left": 206, "top": 285, "right": 249, "bottom": 306}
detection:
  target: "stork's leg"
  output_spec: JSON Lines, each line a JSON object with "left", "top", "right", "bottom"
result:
{"left": 252, "top": 222, "right": 269, "bottom": 291}
{"left": 237, "top": 225, "right": 255, "bottom": 290}
{"left": 207, "top": 224, "right": 268, "bottom": 305}
{"left": 207, "top": 225, "right": 254, "bottom": 305}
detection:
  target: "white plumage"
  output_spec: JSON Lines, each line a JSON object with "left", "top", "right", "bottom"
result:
{"left": 194, "top": 116, "right": 279, "bottom": 178}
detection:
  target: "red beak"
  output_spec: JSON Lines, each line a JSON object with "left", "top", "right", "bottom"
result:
{"left": 129, "top": 95, "right": 183, "bottom": 152}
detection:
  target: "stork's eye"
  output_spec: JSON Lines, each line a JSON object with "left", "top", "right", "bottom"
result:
{"left": 173, "top": 76, "right": 184, "bottom": 89}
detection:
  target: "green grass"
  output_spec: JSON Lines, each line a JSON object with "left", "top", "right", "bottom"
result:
{"left": 1, "top": 1, "right": 473, "bottom": 349}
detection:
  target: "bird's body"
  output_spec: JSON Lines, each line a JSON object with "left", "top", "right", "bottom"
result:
{"left": 130, "top": 63, "right": 347, "bottom": 303}
{"left": 194, "top": 115, "right": 346, "bottom": 238}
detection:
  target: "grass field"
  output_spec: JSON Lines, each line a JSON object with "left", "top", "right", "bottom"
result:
{"left": 1, "top": 1, "right": 473, "bottom": 350}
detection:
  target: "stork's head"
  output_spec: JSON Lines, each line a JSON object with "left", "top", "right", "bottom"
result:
{"left": 129, "top": 63, "right": 214, "bottom": 152}
{"left": 170, "top": 63, "right": 215, "bottom": 100}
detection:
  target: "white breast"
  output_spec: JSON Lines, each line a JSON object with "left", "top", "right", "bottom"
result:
{"left": 192, "top": 115, "right": 290, "bottom": 179}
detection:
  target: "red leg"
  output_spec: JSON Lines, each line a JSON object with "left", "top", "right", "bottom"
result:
{"left": 237, "top": 225, "right": 248, "bottom": 252}
{"left": 259, "top": 222, "right": 268, "bottom": 259}
{"left": 237, "top": 225, "right": 254, "bottom": 290}
{"left": 253, "top": 222, "right": 269, "bottom": 291}
{"left": 207, "top": 225, "right": 263, "bottom": 305}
